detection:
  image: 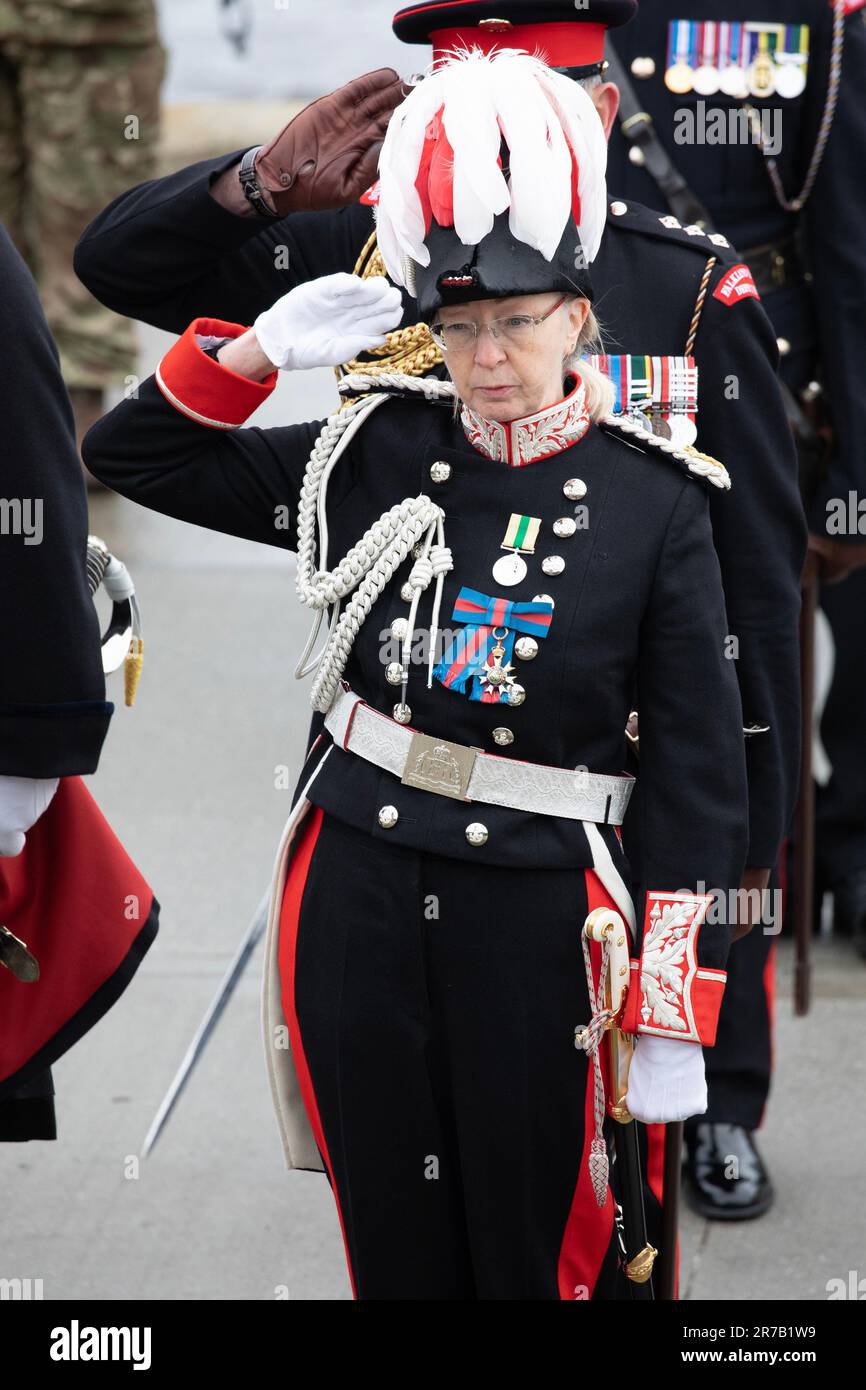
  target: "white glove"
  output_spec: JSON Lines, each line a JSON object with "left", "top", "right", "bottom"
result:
{"left": 625, "top": 1034, "right": 708, "bottom": 1124}
{"left": 252, "top": 272, "right": 404, "bottom": 371}
{"left": 0, "top": 775, "right": 60, "bottom": 857}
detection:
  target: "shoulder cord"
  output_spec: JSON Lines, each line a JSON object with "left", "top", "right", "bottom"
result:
{"left": 684, "top": 255, "right": 718, "bottom": 356}
{"left": 600, "top": 412, "right": 731, "bottom": 489}
{"left": 744, "top": 0, "right": 845, "bottom": 214}
{"left": 293, "top": 374, "right": 455, "bottom": 712}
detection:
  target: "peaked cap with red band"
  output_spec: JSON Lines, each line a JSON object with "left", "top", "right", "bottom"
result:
{"left": 375, "top": 46, "right": 609, "bottom": 318}
{"left": 393, "top": 0, "right": 637, "bottom": 74}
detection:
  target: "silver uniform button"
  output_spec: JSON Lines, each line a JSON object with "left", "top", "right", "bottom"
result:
{"left": 628, "top": 146, "right": 646, "bottom": 167}
{"left": 492, "top": 727, "right": 514, "bottom": 746}
{"left": 378, "top": 805, "right": 399, "bottom": 829}
{"left": 400, "top": 581, "right": 414, "bottom": 602}
{"left": 391, "top": 617, "right": 409, "bottom": 641}
{"left": 777, "top": 337, "right": 791, "bottom": 356}
{"left": 610, "top": 200, "right": 628, "bottom": 216}
{"left": 465, "top": 822, "right": 488, "bottom": 846}
{"left": 553, "top": 516, "right": 577, "bottom": 537}
{"left": 412, "top": 541, "right": 425, "bottom": 560}
{"left": 430, "top": 460, "right": 452, "bottom": 483}
{"left": 393, "top": 702, "right": 412, "bottom": 723}
{"left": 542, "top": 555, "right": 566, "bottom": 576}
{"left": 631, "top": 56, "right": 656, "bottom": 78}
{"left": 533, "top": 593, "right": 555, "bottom": 607}
{"left": 563, "top": 477, "right": 587, "bottom": 500}
{"left": 507, "top": 683, "right": 526, "bottom": 707}
{"left": 514, "top": 636, "right": 539, "bottom": 660}
{"left": 385, "top": 662, "right": 405, "bottom": 684}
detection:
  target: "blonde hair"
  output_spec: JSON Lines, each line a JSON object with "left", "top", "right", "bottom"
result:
{"left": 566, "top": 302, "right": 615, "bottom": 422}
{"left": 446, "top": 295, "right": 614, "bottom": 423}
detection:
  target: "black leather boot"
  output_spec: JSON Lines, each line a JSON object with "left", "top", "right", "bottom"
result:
{"left": 683, "top": 1122, "right": 774, "bottom": 1220}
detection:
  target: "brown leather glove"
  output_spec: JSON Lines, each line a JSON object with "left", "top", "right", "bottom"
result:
{"left": 254, "top": 68, "right": 405, "bottom": 216}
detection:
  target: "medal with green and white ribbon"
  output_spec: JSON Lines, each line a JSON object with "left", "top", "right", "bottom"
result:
{"left": 492, "top": 512, "right": 542, "bottom": 587}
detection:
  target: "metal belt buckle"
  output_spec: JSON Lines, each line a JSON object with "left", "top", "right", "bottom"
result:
{"left": 401, "top": 731, "right": 481, "bottom": 802}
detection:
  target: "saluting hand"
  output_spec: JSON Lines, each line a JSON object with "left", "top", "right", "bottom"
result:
{"left": 252, "top": 272, "right": 404, "bottom": 372}
{"left": 254, "top": 68, "right": 405, "bottom": 216}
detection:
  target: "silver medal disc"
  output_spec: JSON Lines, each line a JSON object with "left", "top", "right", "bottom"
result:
{"left": 668, "top": 415, "right": 698, "bottom": 449}
{"left": 492, "top": 552, "right": 527, "bottom": 587}
{"left": 719, "top": 64, "right": 748, "bottom": 98}
{"left": 774, "top": 62, "right": 806, "bottom": 100}
{"left": 692, "top": 64, "right": 720, "bottom": 96}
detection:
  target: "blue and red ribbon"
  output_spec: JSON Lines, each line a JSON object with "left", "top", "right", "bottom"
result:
{"left": 433, "top": 586, "right": 553, "bottom": 702}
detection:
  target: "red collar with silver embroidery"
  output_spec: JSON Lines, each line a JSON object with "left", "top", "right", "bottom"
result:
{"left": 460, "top": 376, "right": 590, "bottom": 466}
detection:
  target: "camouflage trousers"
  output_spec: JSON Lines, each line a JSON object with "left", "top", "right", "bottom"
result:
{"left": 0, "top": 33, "right": 165, "bottom": 391}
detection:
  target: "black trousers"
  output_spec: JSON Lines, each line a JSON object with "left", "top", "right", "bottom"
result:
{"left": 704, "top": 573, "right": 866, "bottom": 1133}
{"left": 278, "top": 804, "right": 663, "bottom": 1301}
{"left": 815, "top": 570, "right": 866, "bottom": 889}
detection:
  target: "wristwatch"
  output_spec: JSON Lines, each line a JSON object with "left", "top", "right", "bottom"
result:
{"left": 238, "top": 146, "right": 279, "bottom": 220}
{"left": 198, "top": 336, "right": 233, "bottom": 363}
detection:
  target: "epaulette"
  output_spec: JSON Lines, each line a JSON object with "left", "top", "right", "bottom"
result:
{"left": 599, "top": 413, "right": 731, "bottom": 490}
{"left": 606, "top": 198, "right": 739, "bottom": 263}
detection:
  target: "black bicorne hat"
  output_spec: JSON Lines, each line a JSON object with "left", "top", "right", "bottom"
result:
{"left": 414, "top": 204, "right": 594, "bottom": 322}
{"left": 376, "top": 49, "right": 608, "bottom": 320}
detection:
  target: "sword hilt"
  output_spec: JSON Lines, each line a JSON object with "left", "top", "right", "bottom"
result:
{"left": 583, "top": 907, "right": 635, "bottom": 1122}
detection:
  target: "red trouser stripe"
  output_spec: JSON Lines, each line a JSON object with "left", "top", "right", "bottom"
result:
{"left": 556, "top": 867, "right": 618, "bottom": 1299}
{"left": 278, "top": 803, "right": 358, "bottom": 1300}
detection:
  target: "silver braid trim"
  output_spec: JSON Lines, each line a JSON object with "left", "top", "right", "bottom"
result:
{"left": 336, "top": 370, "right": 456, "bottom": 402}
{"left": 294, "top": 391, "right": 449, "bottom": 713}
{"left": 599, "top": 414, "right": 731, "bottom": 490}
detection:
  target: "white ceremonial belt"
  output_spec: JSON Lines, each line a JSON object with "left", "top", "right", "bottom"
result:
{"left": 324, "top": 683, "right": 635, "bottom": 826}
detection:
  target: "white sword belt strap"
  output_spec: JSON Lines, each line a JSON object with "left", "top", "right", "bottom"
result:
{"left": 324, "top": 683, "right": 635, "bottom": 826}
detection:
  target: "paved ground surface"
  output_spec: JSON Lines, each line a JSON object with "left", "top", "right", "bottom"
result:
{"left": 4, "top": 317, "right": 865, "bottom": 1302}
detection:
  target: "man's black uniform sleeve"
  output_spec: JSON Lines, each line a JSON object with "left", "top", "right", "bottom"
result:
{"left": 74, "top": 150, "right": 377, "bottom": 332}
{"left": 694, "top": 272, "right": 806, "bottom": 869}
{"left": 0, "top": 226, "right": 112, "bottom": 777}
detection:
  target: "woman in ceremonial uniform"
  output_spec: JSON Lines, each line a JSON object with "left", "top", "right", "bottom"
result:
{"left": 82, "top": 50, "right": 748, "bottom": 1300}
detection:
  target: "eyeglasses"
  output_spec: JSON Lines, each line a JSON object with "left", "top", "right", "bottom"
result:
{"left": 430, "top": 296, "right": 568, "bottom": 353}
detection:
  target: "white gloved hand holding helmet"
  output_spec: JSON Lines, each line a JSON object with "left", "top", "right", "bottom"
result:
{"left": 253, "top": 272, "right": 404, "bottom": 371}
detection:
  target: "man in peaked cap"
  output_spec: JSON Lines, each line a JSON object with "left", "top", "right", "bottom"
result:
{"left": 606, "top": 0, "right": 866, "bottom": 1221}
{"left": 73, "top": 0, "right": 806, "bottom": 1250}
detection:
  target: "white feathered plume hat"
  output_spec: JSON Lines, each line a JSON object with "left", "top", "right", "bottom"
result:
{"left": 375, "top": 46, "right": 608, "bottom": 320}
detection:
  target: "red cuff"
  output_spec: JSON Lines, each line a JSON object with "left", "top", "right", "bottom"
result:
{"left": 618, "top": 891, "right": 727, "bottom": 1045}
{"left": 155, "top": 317, "right": 277, "bottom": 429}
